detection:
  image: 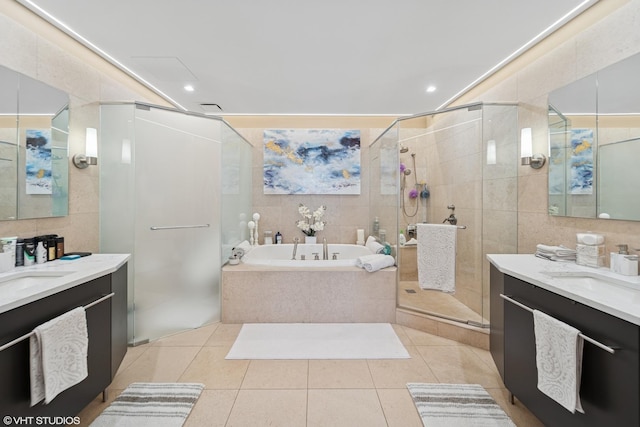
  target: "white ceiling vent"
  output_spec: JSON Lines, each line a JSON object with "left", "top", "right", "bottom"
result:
{"left": 200, "top": 103, "right": 223, "bottom": 113}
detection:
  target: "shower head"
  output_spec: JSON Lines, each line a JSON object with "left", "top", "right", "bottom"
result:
{"left": 400, "top": 146, "right": 409, "bottom": 153}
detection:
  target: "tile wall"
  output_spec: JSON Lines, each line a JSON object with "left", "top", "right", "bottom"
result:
{"left": 460, "top": 0, "right": 640, "bottom": 256}
{"left": 0, "top": 0, "right": 169, "bottom": 252}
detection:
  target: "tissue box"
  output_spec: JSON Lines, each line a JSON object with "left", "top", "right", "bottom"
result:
{"left": 576, "top": 243, "right": 605, "bottom": 257}
{"left": 576, "top": 253, "right": 605, "bottom": 268}
{"left": 576, "top": 233, "right": 604, "bottom": 245}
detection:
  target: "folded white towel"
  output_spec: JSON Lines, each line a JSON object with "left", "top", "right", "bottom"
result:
{"left": 235, "top": 240, "right": 252, "bottom": 255}
{"left": 365, "top": 236, "right": 385, "bottom": 254}
{"left": 357, "top": 254, "right": 395, "bottom": 272}
{"left": 404, "top": 238, "right": 418, "bottom": 246}
{"left": 417, "top": 223, "right": 456, "bottom": 293}
{"left": 533, "top": 310, "right": 584, "bottom": 414}
{"left": 535, "top": 244, "right": 576, "bottom": 262}
{"left": 536, "top": 244, "right": 576, "bottom": 255}
{"left": 30, "top": 307, "right": 88, "bottom": 406}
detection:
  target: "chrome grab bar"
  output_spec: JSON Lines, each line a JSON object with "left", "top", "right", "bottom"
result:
{"left": 500, "top": 293, "right": 616, "bottom": 354}
{"left": 0, "top": 292, "right": 115, "bottom": 352}
{"left": 150, "top": 224, "right": 210, "bottom": 231}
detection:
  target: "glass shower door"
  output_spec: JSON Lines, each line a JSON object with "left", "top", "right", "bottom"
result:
{"left": 100, "top": 103, "right": 225, "bottom": 344}
{"left": 131, "top": 107, "right": 221, "bottom": 342}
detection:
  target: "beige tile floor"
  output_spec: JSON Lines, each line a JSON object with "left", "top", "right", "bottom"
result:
{"left": 77, "top": 322, "right": 543, "bottom": 427}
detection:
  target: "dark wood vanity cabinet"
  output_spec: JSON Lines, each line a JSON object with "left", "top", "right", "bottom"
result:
{"left": 491, "top": 265, "right": 640, "bottom": 426}
{"left": 0, "top": 264, "right": 128, "bottom": 423}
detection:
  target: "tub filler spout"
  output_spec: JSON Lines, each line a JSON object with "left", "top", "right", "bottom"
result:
{"left": 292, "top": 237, "right": 299, "bottom": 260}
{"left": 323, "top": 237, "right": 328, "bottom": 260}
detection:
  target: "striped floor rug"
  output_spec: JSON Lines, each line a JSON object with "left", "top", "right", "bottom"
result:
{"left": 90, "top": 383, "right": 204, "bottom": 427}
{"left": 407, "top": 383, "right": 515, "bottom": 427}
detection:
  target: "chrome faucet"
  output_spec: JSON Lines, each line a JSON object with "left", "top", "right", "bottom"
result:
{"left": 292, "top": 237, "right": 299, "bottom": 260}
{"left": 323, "top": 237, "right": 328, "bottom": 260}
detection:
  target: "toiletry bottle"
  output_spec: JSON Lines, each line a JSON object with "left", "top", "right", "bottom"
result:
{"left": 56, "top": 236, "right": 65, "bottom": 258}
{"left": 399, "top": 230, "right": 406, "bottom": 246}
{"left": 47, "top": 236, "right": 57, "bottom": 260}
{"left": 15, "top": 239, "right": 24, "bottom": 266}
{"left": 264, "top": 231, "right": 273, "bottom": 245}
{"left": 373, "top": 217, "right": 380, "bottom": 237}
{"left": 23, "top": 238, "right": 35, "bottom": 266}
{"left": 275, "top": 231, "right": 282, "bottom": 244}
{"left": 36, "top": 240, "right": 47, "bottom": 264}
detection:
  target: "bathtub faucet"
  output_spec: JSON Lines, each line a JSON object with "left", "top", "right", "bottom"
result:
{"left": 323, "top": 237, "right": 328, "bottom": 260}
{"left": 292, "top": 237, "right": 299, "bottom": 260}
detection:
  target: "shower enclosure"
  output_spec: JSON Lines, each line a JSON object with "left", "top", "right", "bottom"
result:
{"left": 99, "top": 103, "right": 252, "bottom": 344}
{"left": 370, "top": 102, "right": 518, "bottom": 327}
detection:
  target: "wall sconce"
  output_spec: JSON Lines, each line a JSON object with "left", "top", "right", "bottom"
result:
{"left": 73, "top": 127, "right": 98, "bottom": 169}
{"left": 520, "top": 127, "right": 546, "bottom": 169}
{"left": 486, "top": 140, "right": 497, "bottom": 165}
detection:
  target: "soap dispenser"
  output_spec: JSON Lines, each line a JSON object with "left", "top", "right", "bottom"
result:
{"left": 612, "top": 244, "right": 639, "bottom": 275}
{"left": 620, "top": 254, "right": 639, "bottom": 276}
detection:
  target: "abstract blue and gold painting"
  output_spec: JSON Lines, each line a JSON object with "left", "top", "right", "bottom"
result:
{"left": 570, "top": 128, "right": 593, "bottom": 195}
{"left": 263, "top": 129, "right": 361, "bottom": 194}
{"left": 25, "top": 129, "right": 52, "bottom": 195}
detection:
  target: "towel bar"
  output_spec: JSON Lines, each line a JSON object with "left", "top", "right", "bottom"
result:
{"left": 0, "top": 292, "right": 115, "bottom": 352}
{"left": 150, "top": 224, "right": 210, "bottom": 230}
{"left": 500, "top": 293, "right": 616, "bottom": 354}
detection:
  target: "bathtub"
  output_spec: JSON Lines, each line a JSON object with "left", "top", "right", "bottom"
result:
{"left": 241, "top": 243, "right": 373, "bottom": 267}
{"left": 222, "top": 242, "right": 397, "bottom": 323}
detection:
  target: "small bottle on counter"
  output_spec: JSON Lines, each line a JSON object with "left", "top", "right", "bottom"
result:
{"left": 275, "top": 231, "right": 282, "bottom": 244}
{"left": 36, "top": 240, "right": 47, "bottom": 264}
{"left": 47, "top": 236, "right": 57, "bottom": 260}
{"left": 15, "top": 238, "right": 24, "bottom": 266}
{"left": 264, "top": 231, "right": 273, "bottom": 245}
{"left": 23, "top": 238, "right": 35, "bottom": 266}
{"left": 56, "top": 237, "right": 65, "bottom": 258}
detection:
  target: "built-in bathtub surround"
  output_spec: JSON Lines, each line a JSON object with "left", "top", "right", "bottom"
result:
{"left": 221, "top": 263, "right": 396, "bottom": 323}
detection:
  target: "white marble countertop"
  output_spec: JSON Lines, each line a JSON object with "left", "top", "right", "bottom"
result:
{"left": 0, "top": 253, "right": 130, "bottom": 315}
{"left": 488, "top": 254, "right": 640, "bottom": 326}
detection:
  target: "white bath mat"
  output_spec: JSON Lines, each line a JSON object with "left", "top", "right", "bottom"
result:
{"left": 225, "top": 323, "right": 410, "bottom": 359}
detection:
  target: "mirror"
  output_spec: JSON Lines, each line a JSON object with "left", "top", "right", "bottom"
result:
{"left": 548, "top": 52, "right": 640, "bottom": 221}
{"left": 0, "top": 64, "right": 69, "bottom": 220}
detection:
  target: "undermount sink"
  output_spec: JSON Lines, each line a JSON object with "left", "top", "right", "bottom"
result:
{"left": 543, "top": 270, "right": 640, "bottom": 291}
{"left": 0, "top": 270, "right": 76, "bottom": 292}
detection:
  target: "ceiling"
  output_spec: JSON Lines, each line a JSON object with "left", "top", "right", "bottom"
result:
{"left": 20, "top": 0, "right": 597, "bottom": 116}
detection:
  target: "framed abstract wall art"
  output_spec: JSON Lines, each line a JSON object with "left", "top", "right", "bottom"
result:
{"left": 263, "top": 129, "right": 361, "bottom": 195}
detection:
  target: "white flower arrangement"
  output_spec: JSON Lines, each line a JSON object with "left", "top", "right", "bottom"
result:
{"left": 296, "top": 204, "right": 326, "bottom": 236}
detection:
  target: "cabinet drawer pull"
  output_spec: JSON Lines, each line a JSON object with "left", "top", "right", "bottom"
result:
{"left": 500, "top": 293, "right": 617, "bottom": 354}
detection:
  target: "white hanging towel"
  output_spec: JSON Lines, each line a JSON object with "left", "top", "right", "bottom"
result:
{"left": 533, "top": 309, "right": 584, "bottom": 414}
{"left": 30, "top": 307, "right": 89, "bottom": 406}
{"left": 417, "top": 223, "right": 456, "bottom": 293}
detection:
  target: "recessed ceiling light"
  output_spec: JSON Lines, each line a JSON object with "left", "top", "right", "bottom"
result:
{"left": 426, "top": 85, "right": 437, "bottom": 93}
{"left": 184, "top": 84, "right": 195, "bottom": 92}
